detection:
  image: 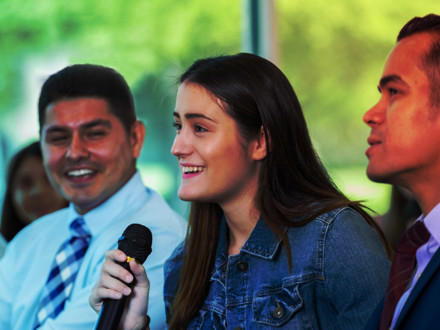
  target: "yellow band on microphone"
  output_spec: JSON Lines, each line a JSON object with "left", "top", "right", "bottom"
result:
{"left": 126, "top": 256, "right": 140, "bottom": 264}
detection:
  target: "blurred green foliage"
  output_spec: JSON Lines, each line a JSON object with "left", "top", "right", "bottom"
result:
{"left": 0, "top": 0, "right": 439, "bottom": 215}
{"left": 0, "top": 0, "right": 241, "bottom": 113}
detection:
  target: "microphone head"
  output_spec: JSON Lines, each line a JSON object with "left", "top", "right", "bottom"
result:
{"left": 118, "top": 224, "right": 152, "bottom": 264}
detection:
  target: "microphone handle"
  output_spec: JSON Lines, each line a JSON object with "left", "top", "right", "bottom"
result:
{"left": 95, "top": 261, "right": 131, "bottom": 330}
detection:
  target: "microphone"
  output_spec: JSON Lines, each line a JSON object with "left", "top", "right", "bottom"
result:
{"left": 95, "top": 224, "right": 152, "bottom": 330}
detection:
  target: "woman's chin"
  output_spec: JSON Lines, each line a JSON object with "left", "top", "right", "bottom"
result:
{"left": 177, "top": 189, "right": 211, "bottom": 203}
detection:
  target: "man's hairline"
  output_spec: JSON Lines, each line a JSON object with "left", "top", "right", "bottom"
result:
{"left": 39, "top": 96, "right": 134, "bottom": 133}
{"left": 397, "top": 31, "right": 440, "bottom": 112}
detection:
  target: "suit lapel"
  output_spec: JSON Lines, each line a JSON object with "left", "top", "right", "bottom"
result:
{"left": 394, "top": 248, "right": 440, "bottom": 328}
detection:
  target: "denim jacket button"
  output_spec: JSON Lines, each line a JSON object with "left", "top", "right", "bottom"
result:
{"left": 236, "top": 261, "right": 248, "bottom": 272}
{"left": 273, "top": 305, "right": 284, "bottom": 319}
{"left": 233, "top": 327, "right": 243, "bottom": 330}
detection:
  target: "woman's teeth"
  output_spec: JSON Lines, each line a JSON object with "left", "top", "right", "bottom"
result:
{"left": 182, "top": 166, "right": 204, "bottom": 174}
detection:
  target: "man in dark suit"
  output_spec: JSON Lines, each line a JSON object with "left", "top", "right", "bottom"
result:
{"left": 363, "top": 13, "right": 440, "bottom": 329}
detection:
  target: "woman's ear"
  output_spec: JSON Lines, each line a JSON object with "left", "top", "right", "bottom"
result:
{"left": 251, "top": 126, "right": 268, "bottom": 160}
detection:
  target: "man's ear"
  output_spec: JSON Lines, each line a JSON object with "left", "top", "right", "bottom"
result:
{"left": 251, "top": 126, "right": 268, "bottom": 161}
{"left": 130, "top": 120, "right": 146, "bottom": 158}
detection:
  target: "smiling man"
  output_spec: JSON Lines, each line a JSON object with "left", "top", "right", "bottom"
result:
{"left": 363, "top": 14, "right": 440, "bottom": 330}
{"left": 0, "top": 64, "right": 186, "bottom": 330}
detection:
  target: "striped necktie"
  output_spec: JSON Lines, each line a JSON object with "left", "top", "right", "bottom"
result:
{"left": 379, "top": 220, "right": 430, "bottom": 329}
{"left": 34, "top": 217, "right": 91, "bottom": 328}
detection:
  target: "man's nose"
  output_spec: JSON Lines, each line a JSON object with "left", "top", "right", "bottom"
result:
{"left": 363, "top": 101, "right": 385, "bottom": 127}
{"left": 66, "top": 134, "right": 89, "bottom": 160}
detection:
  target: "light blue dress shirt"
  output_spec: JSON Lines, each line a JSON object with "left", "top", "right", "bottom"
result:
{"left": 0, "top": 171, "right": 186, "bottom": 330}
{"left": 390, "top": 203, "right": 440, "bottom": 329}
{"left": 0, "top": 234, "right": 6, "bottom": 259}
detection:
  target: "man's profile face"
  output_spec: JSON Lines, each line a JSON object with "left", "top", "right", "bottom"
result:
{"left": 40, "top": 97, "right": 143, "bottom": 214}
{"left": 363, "top": 32, "right": 440, "bottom": 187}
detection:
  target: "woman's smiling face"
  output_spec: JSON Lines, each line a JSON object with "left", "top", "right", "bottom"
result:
{"left": 171, "top": 82, "right": 263, "bottom": 209}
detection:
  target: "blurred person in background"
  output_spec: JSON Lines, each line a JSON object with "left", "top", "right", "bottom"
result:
{"left": 0, "top": 141, "right": 68, "bottom": 246}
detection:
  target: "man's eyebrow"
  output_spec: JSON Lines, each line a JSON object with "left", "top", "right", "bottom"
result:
{"left": 81, "top": 119, "right": 112, "bottom": 129}
{"left": 44, "top": 119, "right": 112, "bottom": 133}
{"left": 44, "top": 126, "right": 68, "bottom": 134}
{"left": 173, "top": 111, "right": 215, "bottom": 122}
{"left": 378, "top": 75, "right": 408, "bottom": 89}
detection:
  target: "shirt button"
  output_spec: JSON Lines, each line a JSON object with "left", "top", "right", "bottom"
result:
{"left": 273, "top": 302, "right": 284, "bottom": 319}
{"left": 236, "top": 261, "right": 248, "bottom": 272}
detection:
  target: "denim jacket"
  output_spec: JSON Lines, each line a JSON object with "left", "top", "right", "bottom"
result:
{"left": 164, "top": 207, "right": 390, "bottom": 329}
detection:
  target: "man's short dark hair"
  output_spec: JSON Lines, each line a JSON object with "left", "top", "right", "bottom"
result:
{"left": 38, "top": 64, "right": 136, "bottom": 132}
{"left": 398, "top": 14, "right": 440, "bottom": 109}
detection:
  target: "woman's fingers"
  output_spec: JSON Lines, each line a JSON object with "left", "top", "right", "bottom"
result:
{"left": 89, "top": 249, "right": 134, "bottom": 313}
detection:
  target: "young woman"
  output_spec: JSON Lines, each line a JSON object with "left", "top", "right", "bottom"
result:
{"left": 90, "top": 53, "right": 390, "bottom": 329}
{"left": 0, "top": 141, "right": 68, "bottom": 243}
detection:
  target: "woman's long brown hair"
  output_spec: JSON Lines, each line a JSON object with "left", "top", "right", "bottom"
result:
{"left": 168, "top": 53, "right": 390, "bottom": 329}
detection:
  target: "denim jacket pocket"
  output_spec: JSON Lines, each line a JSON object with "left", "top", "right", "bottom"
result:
{"left": 253, "top": 284, "right": 305, "bottom": 327}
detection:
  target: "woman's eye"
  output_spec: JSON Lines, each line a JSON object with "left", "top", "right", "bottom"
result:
{"left": 172, "top": 122, "right": 182, "bottom": 131}
{"left": 194, "top": 125, "right": 207, "bottom": 133}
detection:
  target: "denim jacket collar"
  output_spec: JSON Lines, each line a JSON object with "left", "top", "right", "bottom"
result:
{"left": 242, "top": 217, "right": 284, "bottom": 258}
{"left": 211, "top": 215, "right": 283, "bottom": 289}
{"left": 214, "top": 215, "right": 283, "bottom": 267}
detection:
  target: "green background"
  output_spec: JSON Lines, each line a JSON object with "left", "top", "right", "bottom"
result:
{"left": 1, "top": 0, "right": 439, "bottom": 217}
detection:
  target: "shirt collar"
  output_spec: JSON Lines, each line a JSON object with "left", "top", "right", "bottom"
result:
{"left": 241, "top": 217, "right": 283, "bottom": 259}
{"left": 420, "top": 202, "right": 440, "bottom": 245}
{"left": 67, "top": 171, "right": 149, "bottom": 237}
{"left": 215, "top": 215, "right": 283, "bottom": 265}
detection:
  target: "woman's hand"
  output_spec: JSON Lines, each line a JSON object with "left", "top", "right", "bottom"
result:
{"left": 89, "top": 249, "right": 150, "bottom": 330}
